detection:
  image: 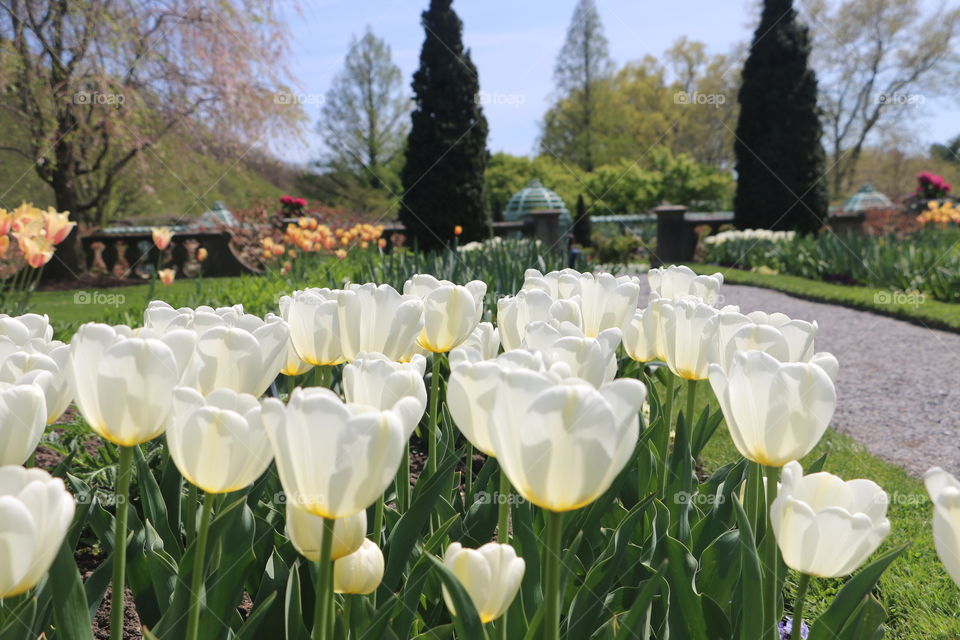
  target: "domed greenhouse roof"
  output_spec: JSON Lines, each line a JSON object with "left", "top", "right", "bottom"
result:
{"left": 503, "top": 179, "right": 571, "bottom": 227}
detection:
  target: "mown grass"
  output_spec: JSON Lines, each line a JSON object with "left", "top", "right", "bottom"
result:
{"left": 684, "top": 262, "right": 960, "bottom": 333}
{"left": 691, "top": 382, "right": 959, "bottom": 639}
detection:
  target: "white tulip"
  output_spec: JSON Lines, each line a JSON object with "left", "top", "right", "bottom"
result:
{"left": 449, "top": 322, "right": 500, "bottom": 366}
{"left": 924, "top": 467, "right": 960, "bottom": 588}
{"left": 0, "top": 313, "right": 53, "bottom": 345}
{"left": 0, "top": 339, "right": 72, "bottom": 423}
{"left": 280, "top": 338, "right": 313, "bottom": 377}
{"left": 342, "top": 352, "right": 427, "bottom": 436}
{"left": 708, "top": 351, "right": 836, "bottom": 467}
{"left": 0, "top": 383, "right": 46, "bottom": 466}
{"left": 334, "top": 538, "right": 384, "bottom": 594}
{"left": 261, "top": 387, "right": 414, "bottom": 518}
{"left": 659, "top": 297, "right": 719, "bottom": 380}
{"left": 286, "top": 503, "right": 366, "bottom": 561}
{"left": 448, "top": 350, "right": 570, "bottom": 457}
{"left": 187, "top": 315, "right": 289, "bottom": 397}
{"left": 522, "top": 270, "right": 640, "bottom": 337}
{"left": 771, "top": 461, "right": 890, "bottom": 578}
{"left": 498, "top": 289, "right": 581, "bottom": 352}
{"left": 648, "top": 265, "right": 723, "bottom": 305}
{"left": 0, "top": 466, "right": 75, "bottom": 598}
{"left": 68, "top": 323, "right": 195, "bottom": 446}
{"left": 521, "top": 268, "right": 583, "bottom": 298}
{"left": 522, "top": 322, "right": 620, "bottom": 388}
{"left": 442, "top": 542, "right": 526, "bottom": 623}
{"left": 338, "top": 283, "right": 424, "bottom": 362}
{"left": 489, "top": 373, "right": 646, "bottom": 512}
{"left": 279, "top": 289, "right": 344, "bottom": 366}
{"left": 167, "top": 388, "right": 273, "bottom": 493}
{"left": 404, "top": 275, "right": 486, "bottom": 353}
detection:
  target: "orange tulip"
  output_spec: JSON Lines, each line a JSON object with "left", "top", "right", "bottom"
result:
{"left": 196, "top": 247, "right": 208, "bottom": 262}
{"left": 44, "top": 210, "right": 75, "bottom": 245}
{"left": 0, "top": 210, "right": 11, "bottom": 236}
{"left": 158, "top": 268, "right": 176, "bottom": 285}
{"left": 19, "top": 235, "right": 54, "bottom": 268}
{"left": 335, "top": 249, "right": 347, "bottom": 260}
{"left": 0, "top": 235, "right": 10, "bottom": 257}
{"left": 453, "top": 225, "right": 463, "bottom": 236}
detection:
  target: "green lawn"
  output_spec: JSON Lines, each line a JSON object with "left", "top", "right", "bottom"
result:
{"left": 684, "top": 262, "right": 960, "bottom": 332}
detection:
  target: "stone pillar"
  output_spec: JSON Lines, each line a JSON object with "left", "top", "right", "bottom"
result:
{"left": 652, "top": 203, "right": 690, "bottom": 266}
{"left": 527, "top": 209, "right": 564, "bottom": 252}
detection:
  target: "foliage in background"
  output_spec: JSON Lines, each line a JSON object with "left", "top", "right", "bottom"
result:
{"left": 734, "top": 0, "right": 828, "bottom": 234}
{"left": 400, "top": 0, "right": 490, "bottom": 250}
{"left": 701, "top": 225, "right": 960, "bottom": 303}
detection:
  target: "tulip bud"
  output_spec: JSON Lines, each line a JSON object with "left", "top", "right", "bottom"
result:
{"left": 334, "top": 539, "right": 384, "bottom": 594}
{"left": 0, "top": 466, "right": 75, "bottom": 598}
{"left": 286, "top": 503, "right": 366, "bottom": 561}
{"left": 261, "top": 387, "right": 413, "bottom": 518}
{"left": 771, "top": 461, "right": 890, "bottom": 578}
{"left": 167, "top": 388, "right": 273, "bottom": 493}
{"left": 708, "top": 351, "right": 836, "bottom": 467}
{"left": 158, "top": 268, "right": 176, "bottom": 286}
{"left": 442, "top": 542, "right": 525, "bottom": 623}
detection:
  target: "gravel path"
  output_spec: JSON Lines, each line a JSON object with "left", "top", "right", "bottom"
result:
{"left": 638, "top": 279, "right": 960, "bottom": 477}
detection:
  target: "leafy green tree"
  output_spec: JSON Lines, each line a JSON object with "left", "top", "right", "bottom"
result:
{"left": 400, "top": 0, "right": 489, "bottom": 250}
{"left": 319, "top": 27, "right": 410, "bottom": 190}
{"left": 540, "top": 0, "right": 614, "bottom": 171}
{"left": 734, "top": 0, "right": 828, "bottom": 232}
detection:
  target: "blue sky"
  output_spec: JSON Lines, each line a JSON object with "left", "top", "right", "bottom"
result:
{"left": 278, "top": 0, "right": 959, "bottom": 166}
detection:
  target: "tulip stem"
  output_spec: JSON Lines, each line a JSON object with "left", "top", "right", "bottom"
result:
{"left": 110, "top": 445, "right": 134, "bottom": 640}
{"left": 373, "top": 497, "right": 384, "bottom": 547}
{"left": 685, "top": 378, "right": 698, "bottom": 442}
{"left": 397, "top": 442, "right": 410, "bottom": 512}
{"left": 788, "top": 573, "right": 811, "bottom": 640}
{"left": 427, "top": 354, "right": 441, "bottom": 477}
{"left": 313, "top": 518, "right": 335, "bottom": 640}
{"left": 185, "top": 482, "right": 198, "bottom": 547}
{"left": 658, "top": 373, "right": 676, "bottom": 493}
{"left": 764, "top": 464, "right": 782, "bottom": 639}
{"left": 465, "top": 443, "right": 473, "bottom": 498}
{"left": 498, "top": 466, "right": 510, "bottom": 543}
{"left": 186, "top": 491, "right": 214, "bottom": 640}
{"left": 543, "top": 510, "right": 564, "bottom": 640}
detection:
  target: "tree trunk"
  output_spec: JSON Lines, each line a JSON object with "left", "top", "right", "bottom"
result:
{"left": 43, "top": 176, "right": 87, "bottom": 281}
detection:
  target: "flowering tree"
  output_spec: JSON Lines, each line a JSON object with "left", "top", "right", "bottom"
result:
{"left": 0, "top": 0, "right": 302, "bottom": 275}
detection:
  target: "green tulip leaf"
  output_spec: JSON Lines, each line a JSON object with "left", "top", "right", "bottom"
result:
{"left": 733, "top": 498, "right": 764, "bottom": 640}
{"left": 48, "top": 539, "right": 94, "bottom": 640}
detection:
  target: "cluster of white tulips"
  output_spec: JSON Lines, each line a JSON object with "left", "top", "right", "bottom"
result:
{"left": 703, "top": 228, "right": 797, "bottom": 245}
{"left": 1, "top": 263, "right": 958, "bottom": 640}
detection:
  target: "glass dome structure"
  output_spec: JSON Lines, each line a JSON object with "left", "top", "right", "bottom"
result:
{"left": 502, "top": 179, "right": 571, "bottom": 229}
